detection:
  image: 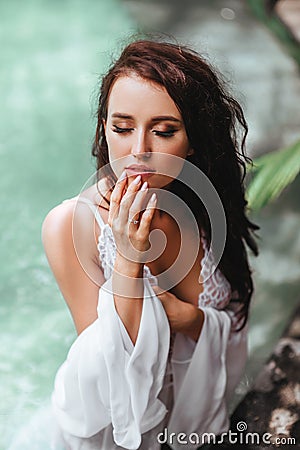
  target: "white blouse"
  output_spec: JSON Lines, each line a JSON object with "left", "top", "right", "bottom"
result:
{"left": 52, "top": 196, "right": 248, "bottom": 450}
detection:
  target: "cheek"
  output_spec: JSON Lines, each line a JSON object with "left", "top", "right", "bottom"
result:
{"left": 106, "top": 131, "right": 118, "bottom": 151}
{"left": 158, "top": 138, "right": 190, "bottom": 182}
{"left": 106, "top": 134, "right": 130, "bottom": 178}
{"left": 166, "top": 134, "right": 190, "bottom": 156}
{"left": 106, "top": 132, "right": 128, "bottom": 161}
{"left": 179, "top": 136, "right": 191, "bottom": 156}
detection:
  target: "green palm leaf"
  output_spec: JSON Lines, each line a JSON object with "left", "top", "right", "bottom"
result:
{"left": 246, "top": 139, "right": 300, "bottom": 211}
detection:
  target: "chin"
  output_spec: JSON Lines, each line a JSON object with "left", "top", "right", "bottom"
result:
{"left": 149, "top": 174, "right": 174, "bottom": 189}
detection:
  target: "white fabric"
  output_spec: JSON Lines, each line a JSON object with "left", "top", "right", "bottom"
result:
{"left": 52, "top": 277, "right": 170, "bottom": 449}
{"left": 52, "top": 197, "right": 248, "bottom": 449}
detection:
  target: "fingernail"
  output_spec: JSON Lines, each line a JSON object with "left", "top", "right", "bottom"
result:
{"left": 133, "top": 175, "right": 141, "bottom": 185}
{"left": 150, "top": 193, "right": 157, "bottom": 202}
{"left": 141, "top": 181, "right": 148, "bottom": 191}
{"left": 119, "top": 170, "right": 127, "bottom": 181}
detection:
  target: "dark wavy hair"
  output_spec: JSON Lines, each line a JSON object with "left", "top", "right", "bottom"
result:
{"left": 92, "top": 39, "right": 259, "bottom": 330}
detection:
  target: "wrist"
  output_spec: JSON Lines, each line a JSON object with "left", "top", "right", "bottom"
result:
{"left": 113, "top": 254, "right": 144, "bottom": 300}
{"left": 114, "top": 252, "right": 144, "bottom": 278}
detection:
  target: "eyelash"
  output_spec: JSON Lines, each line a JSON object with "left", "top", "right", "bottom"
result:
{"left": 113, "top": 126, "right": 133, "bottom": 133}
{"left": 112, "top": 125, "right": 176, "bottom": 137}
{"left": 154, "top": 130, "right": 176, "bottom": 137}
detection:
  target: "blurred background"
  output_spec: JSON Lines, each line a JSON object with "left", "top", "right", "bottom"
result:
{"left": 1, "top": 0, "right": 299, "bottom": 448}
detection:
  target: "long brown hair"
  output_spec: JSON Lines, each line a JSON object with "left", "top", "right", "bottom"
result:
{"left": 92, "top": 39, "right": 259, "bottom": 330}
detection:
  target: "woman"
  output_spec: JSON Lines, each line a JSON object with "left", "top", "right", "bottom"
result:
{"left": 42, "top": 39, "right": 259, "bottom": 450}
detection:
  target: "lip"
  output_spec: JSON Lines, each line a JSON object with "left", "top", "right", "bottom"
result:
{"left": 125, "top": 165, "right": 157, "bottom": 173}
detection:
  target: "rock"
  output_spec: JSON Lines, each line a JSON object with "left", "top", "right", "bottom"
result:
{"left": 212, "top": 303, "right": 300, "bottom": 448}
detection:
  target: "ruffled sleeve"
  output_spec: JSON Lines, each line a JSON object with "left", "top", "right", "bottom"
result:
{"left": 167, "top": 305, "right": 248, "bottom": 449}
{"left": 52, "top": 277, "right": 170, "bottom": 450}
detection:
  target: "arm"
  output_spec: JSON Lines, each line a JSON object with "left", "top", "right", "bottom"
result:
{"left": 107, "top": 173, "right": 157, "bottom": 344}
{"left": 42, "top": 200, "right": 104, "bottom": 335}
{"left": 112, "top": 255, "right": 144, "bottom": 344}
{"left": 42, "top": 194, "right": 170, "bottom": 448}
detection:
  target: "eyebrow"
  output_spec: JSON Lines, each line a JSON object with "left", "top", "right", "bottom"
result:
{"left": 111, "top": 113, "right": 182, "bottom": 123}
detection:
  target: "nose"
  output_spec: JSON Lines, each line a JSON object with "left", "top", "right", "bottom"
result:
{"left": 131, "top": 129, "right": 151, "bottom": 159}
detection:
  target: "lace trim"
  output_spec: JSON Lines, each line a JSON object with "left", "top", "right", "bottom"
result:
{"left": 97, "top": 224, "right": 116, "bottom": 280}
{"left": 198, "top": 235, "right": 232, "bottom": 310}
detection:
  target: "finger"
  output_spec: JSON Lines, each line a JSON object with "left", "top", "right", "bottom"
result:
{"left": 139, "top": 192, "right": 157, "bottom": 234}
{"left": 118, "top": 175, "right": 142, "bottom": 224}
{"left": 128, "top": 181, "right": 149, "bottom": 223}
{"left": 108, "top": 171, "right": 127, "bottom": 225}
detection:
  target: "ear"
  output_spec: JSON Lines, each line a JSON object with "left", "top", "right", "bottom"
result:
{"left": 102, "top": 119, "right": 106, "bottom": 133}
{"left": 187, "top": 147, "right": 194, "bottom": 156}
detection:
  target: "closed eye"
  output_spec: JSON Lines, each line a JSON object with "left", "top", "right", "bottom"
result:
{"left": 112, "top": 125, "right": 177, "bottom": 137}
{"left": 153, "top": 130, "right": 177, "bottom": 137}
{"left": 112, "top": 125, "right": 133, "bottom": 133}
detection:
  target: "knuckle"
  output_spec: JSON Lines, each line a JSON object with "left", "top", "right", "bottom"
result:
{"left": 121, "top": 191, "right": 132, "bottom": 203}
{"left": 111, "top": 196, "right": 119, "bottom": 205}
{"left": 129, "top": 208, "right": 139, "bottom": 218}
{"left": 110, "top": 188, "right": 118, "bottom": 199}
{"left": 137, "top": 229, "right": 148, "bottom": 242}
{"left": 142, "top": 212, "right": 152, "bottom": 223}
{"left": 120, "top": 198, "right": 127, "bottom": 208}
{"left": 110, "top": 200, "right": 118, "bottom": 209}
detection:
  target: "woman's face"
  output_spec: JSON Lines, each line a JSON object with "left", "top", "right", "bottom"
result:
{"left": 103, "top": 74, "right": 193, "bottom": 188}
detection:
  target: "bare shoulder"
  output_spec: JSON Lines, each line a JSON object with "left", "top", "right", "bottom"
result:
{"left": 42, "top": 180, "right": 110, "bottom": 269}
{"left": 42, "top": 200, "right": 83, "bottom": 268}
{"left": 42, "top": 196, "right": 105, "bottom": 334}
{"left": 42, "top": 200, "right": 75, "bottom": 246}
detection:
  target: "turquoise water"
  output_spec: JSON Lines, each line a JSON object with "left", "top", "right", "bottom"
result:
{"left": 1, "top": 0, "right": 300, "bottom": 448}
{"left": 0, "top": 1, "right": 135, "bottom": 448}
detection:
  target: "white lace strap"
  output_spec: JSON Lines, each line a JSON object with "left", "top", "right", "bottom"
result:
{"left": 63, "top": 196, "right": 106, "bottom": 230}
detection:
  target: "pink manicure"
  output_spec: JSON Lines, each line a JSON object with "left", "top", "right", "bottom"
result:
{"left": 119, "top": 170, "right": 127, "bottom": 181}
{"left": 141, "top": 181, "right": 148, "bottom": 191}
{"left": 133, "top": 175, "right": 142, "bottom": 185}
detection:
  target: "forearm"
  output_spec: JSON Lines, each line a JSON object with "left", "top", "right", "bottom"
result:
{"left": 112, "top": 254, "right": 144, "bottom": 344}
